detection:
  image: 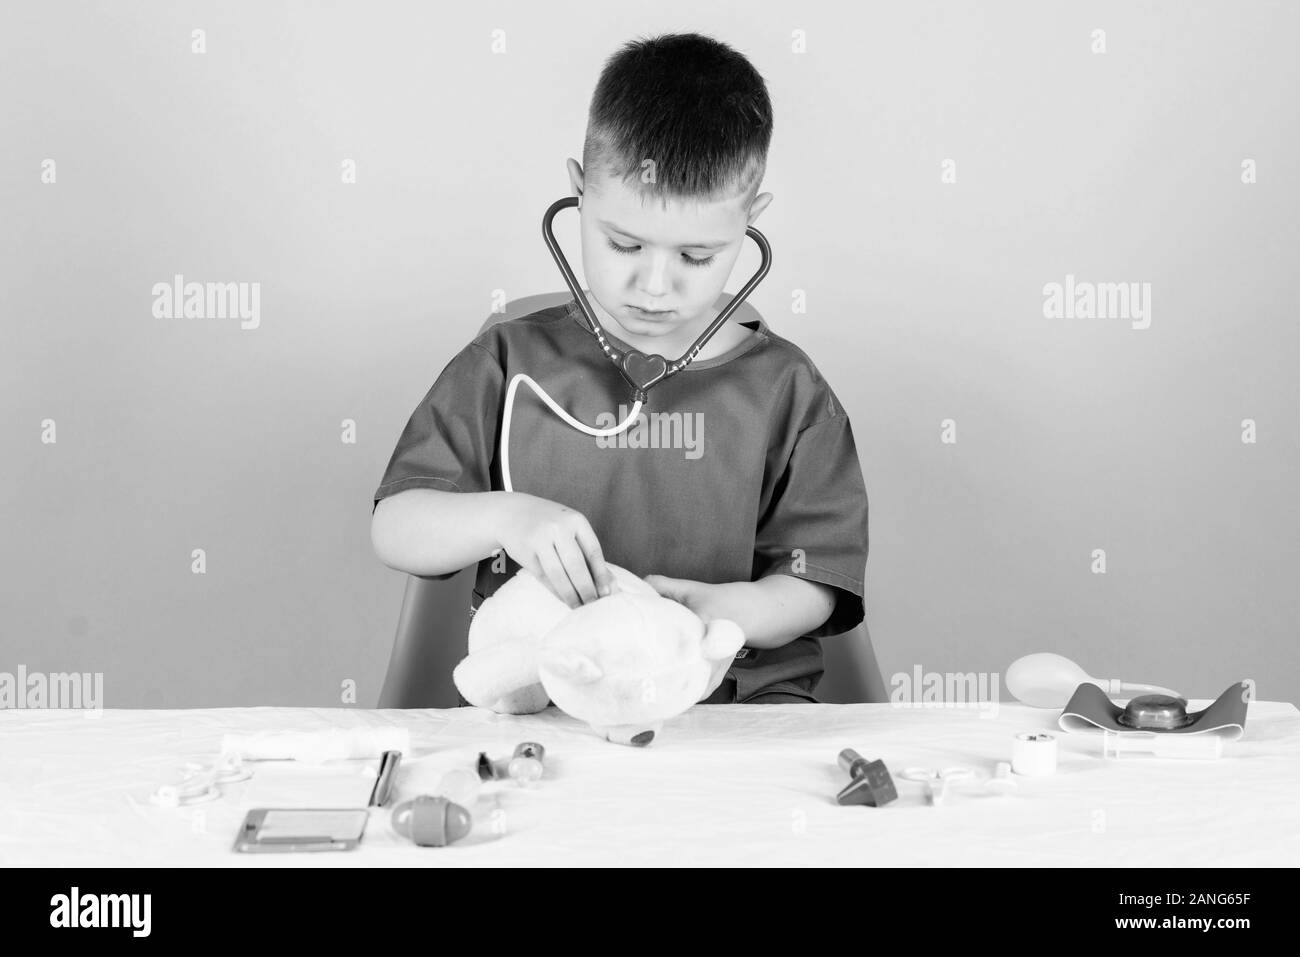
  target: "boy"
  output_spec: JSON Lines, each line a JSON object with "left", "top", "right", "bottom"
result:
{"left": 371, "top": 33, "right": 868, "bottom": 705}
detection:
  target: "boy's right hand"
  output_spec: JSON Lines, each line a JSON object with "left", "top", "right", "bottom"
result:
{"left": 493, "top": 493, "right": 616, "bottom": 609}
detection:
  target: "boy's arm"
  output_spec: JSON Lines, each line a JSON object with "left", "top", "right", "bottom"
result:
{"left": 645, "top": 573, "right": 839, "bottom": 650}
{"left": 371, "top": 488, "right": 512, "bottom": 578}
{"left": 374, "top": 487, "right": 615, "bottom": 605}
{"left": 722, "top": 575, "right": 838, "bottom": 649}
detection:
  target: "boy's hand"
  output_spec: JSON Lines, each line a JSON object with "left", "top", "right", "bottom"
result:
{"left": 643, "top": 576, "right": 750, "bottom": 625}
{"left": 494, "top": 493, "right": 615, "bottom": 609}
{"left": 646, "top": 576, "right": 746, "bottom": 702}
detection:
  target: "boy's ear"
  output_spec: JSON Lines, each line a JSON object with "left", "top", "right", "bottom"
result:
{"left": 747, "top": 191, "right": 774, "bottom": 225}
{"left": 566, "top": 158, "right": 585, "bottom": 201}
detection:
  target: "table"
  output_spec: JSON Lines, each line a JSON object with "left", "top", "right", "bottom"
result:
{"left": 3, "top": 700, "right": 1298, "bottom": 866}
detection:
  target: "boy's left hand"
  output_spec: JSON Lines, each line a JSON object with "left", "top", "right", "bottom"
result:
{"left": 643, "top": 575, "right": 750, "bottom": 626}
{"left": 645, "top": 576, "right": 747, "bottom": 702}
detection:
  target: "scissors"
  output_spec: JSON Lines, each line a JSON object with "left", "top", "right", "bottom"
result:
{"left": 898, "top": 766, "right": 975, "bottom": 806}
{"left": 149, "top": 752, "right": 251, "bottom": 808}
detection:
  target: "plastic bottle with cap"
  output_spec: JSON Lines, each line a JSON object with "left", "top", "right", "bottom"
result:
{"left": 507, "top": 743, "right": 545, "bottom": 786}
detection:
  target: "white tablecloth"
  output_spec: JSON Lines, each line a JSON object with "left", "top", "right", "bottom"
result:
{"left": 3, "top": 700, "right": 1298, "bottom": 866}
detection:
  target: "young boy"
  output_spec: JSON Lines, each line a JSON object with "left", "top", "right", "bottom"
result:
{"left": 371, "top": 33, "right": 869, "bottom": 705}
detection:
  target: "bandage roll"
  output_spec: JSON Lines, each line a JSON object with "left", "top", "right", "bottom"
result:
{"left": 221, "top": 728, "right": 410, "bottom": 762}
{"left": 1011, "top": 732, "right": 1057, "bottom": 776}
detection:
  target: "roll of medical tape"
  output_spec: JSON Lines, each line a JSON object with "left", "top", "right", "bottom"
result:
{"left": 1011, "top": 732, "right": 1057, "bottom": 776}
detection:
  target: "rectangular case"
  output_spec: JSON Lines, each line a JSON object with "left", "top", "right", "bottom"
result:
{"left": 232, "top": 807, "right": 370, "bottom": 853}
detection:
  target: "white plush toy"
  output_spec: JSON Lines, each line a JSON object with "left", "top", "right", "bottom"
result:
{"left": 452, "top": 564, "right": 744, "bottom": 745}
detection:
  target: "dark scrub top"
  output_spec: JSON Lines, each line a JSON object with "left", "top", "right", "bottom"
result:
{"left": 373, "top": 299, "right": 869, "bottom": 702}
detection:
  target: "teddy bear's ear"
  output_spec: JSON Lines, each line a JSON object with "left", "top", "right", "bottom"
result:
{"left": 545, "top": 651, "right": 603, "bottom": 684}
{"left": 701, "top": 619, "right": 745, "bottom": 661}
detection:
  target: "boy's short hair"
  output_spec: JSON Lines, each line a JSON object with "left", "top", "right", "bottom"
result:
{"left": 582, "top": 33, "right": 773, "bottom": 206}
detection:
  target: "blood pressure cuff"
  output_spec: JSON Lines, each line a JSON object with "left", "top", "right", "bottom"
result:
{"left": 1058, "top": 681, "right": 1251, "bottom": 740}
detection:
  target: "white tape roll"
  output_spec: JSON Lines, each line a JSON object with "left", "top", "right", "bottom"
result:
{"left": 1011, "top": 731, "right": 1057, "bottom": 776}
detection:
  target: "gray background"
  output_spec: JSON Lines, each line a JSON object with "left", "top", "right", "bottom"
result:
{"left": 3, "top": 1, "right": 1296, "bottom": 708}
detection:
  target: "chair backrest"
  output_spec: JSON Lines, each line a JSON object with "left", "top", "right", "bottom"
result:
{"left": 377, "top": 292, "right": 886, "bottom": 707}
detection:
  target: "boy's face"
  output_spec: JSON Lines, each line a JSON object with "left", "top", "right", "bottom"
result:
{"left": 566, "top": 159, "right": 772, "bottom": 353}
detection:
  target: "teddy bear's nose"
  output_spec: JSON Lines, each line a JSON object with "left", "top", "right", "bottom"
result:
{"left": 631, "top": 730, "right": 655, "bottom": 746}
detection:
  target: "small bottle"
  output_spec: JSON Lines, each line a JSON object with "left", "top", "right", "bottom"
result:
{"left": 507, "top": 742, "right": 545, "bottom": 786}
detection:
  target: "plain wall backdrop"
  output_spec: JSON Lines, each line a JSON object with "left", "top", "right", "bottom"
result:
{"left": 3, "top": 0, "right": 1297, "bottom": 708}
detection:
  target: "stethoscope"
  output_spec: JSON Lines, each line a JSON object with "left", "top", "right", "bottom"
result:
{"left": 498, "top": 196, "right": 772, "bottom": 493}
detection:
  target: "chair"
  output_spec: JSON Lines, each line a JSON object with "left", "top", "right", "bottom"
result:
{"left": 377, "top": 292, "right": 886, "bottom": 707}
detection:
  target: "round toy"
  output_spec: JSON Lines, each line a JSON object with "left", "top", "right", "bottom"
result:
{"left": 391, "top": 795, "right": 472, "bottom": 847}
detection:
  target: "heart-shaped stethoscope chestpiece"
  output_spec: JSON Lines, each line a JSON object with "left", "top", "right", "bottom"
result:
{"left": 620, "top": 350, "right": 669, "bottom": 394}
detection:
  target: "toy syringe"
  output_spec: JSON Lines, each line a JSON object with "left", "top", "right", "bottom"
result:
{"left": 1100, "top": 730, "right": 1224, "bottom": 760}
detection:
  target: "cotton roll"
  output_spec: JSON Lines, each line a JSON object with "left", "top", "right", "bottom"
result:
{"left": 221, "top": 728, "right": 410, "bottom": 762}
{"left": 1011, "top": 732, "right": 1057, "bottom": 776}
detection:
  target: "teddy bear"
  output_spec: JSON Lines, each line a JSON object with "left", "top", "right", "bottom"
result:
{"left": 452, "top": 564, "right": 744, "bottom": 745}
